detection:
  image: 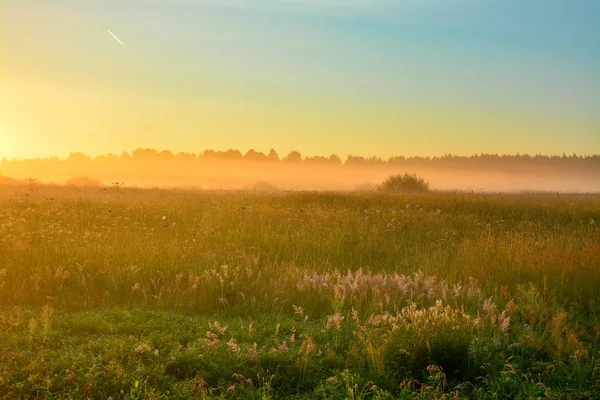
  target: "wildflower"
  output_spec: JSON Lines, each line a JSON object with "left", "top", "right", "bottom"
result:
{"left": 203, "top": 331, "right": 220, "bottom": 346}
{"left": 134, "top": 343, "right": 151, "bottom": 354}
{"left": 351, "top": 308, "right": 359, "bottom": 324}
{"left": 298, "top": 335, "right": 316, "bottom": 359}
{"left": 483, "top": 297, "right": 498, "bottom": 323}
{"left": 453, "top": 283, "right": 463, "bottom": 298}
{"left": 293, "top": 305, "right": 304, "bottom": 317}
{"left": 205, "top": 331, "right": 218, "bottom": 341}
{"left": 209, "top": 321, "right": 228, "bottom": 335}
{"left": 498, "top": 312, "right": 511, "bottom": 333}
{"left": 326, "top": 313, "right": 344, "bottom": 331}
{"left": 327, "top": 376, "right": 339, "bottom": 384}
{"left": 227, "top": 338, "right": 241, "bottom": 354}
{"left": 247, "top": 343, "right": 259, "bottom": 362}
{"left": 504, "top": 299, "right": 517, "bottom": 314}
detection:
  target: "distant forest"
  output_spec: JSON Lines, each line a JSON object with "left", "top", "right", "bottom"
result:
{"left": 2, "top": 148, "right": 599, "bottom": 192}
{"left": 2, "top": 148, "right": 599, "bottom": 173}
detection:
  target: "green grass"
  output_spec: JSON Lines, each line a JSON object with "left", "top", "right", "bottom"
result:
{"left": 0, "top": 186, "right": 599, "bottom": 398}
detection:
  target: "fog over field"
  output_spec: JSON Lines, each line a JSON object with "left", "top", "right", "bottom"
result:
{"left": 2, "top": 151, "right": 599, "bottom": 193}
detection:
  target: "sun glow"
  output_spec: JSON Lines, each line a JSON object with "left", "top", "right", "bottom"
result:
{"left": 0, "top": 123, "right": 23, "bottom": 160}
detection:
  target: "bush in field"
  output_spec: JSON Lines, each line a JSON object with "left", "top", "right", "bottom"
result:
{"left": 377, "top": 173, "right": 429, "bottom": 193}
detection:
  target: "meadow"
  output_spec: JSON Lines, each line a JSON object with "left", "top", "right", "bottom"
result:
{"left": 0, "top": 184, "right": 599, "bottom": 399}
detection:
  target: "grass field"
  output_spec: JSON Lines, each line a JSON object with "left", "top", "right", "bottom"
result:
{"left": 0, "top": 185, "right": 599, "bottom": 399}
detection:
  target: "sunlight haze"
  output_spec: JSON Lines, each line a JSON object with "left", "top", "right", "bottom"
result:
{"left": 2, "top": 2, "right": 600, "bottom": 397}
{"left": 1, "top": 0, "right": 599, "bottom": 160}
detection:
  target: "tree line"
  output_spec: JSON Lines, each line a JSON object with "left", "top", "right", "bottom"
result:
{"left": 2, "top": 148, "right": 599, "bottom": 175}
{"left": 3, "top": 148, "right": 599, "bottom": 164}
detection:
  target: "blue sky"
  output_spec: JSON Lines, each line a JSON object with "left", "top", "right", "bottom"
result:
{"left": 1, "top": 0, "right": 598, "bottom": 159}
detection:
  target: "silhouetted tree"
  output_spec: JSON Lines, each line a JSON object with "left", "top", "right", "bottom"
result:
{"left": 388, "top": 156, "right": 406, "bottom": 165}
{"left": 304, "top": 155, "right": 329, "bottom": 165}
{"left": 67, "top": 152, "right": 89, "bottom": 162}
{"left": 267, "top": 149, "right": 280, "bottom": 162}
{"left": 217, "top": 149, "right": 243, "bottom": 160}
{"left": 202, "top": 149, "right": 217, "bottom": 158}
{"left": 283, "top": 151, "right": 302, "bottom": 163}
{"left": 176, "top": 152, "right": 197, "bottom": 162}
{"left": 245, "top": 149, "right": 268, "bottom": 161}
{"left": 133, "top": 148, "right": 159, "bottom": 159}
{"left": 158, "top": 150, "right": 175, "bottom": 160}
{"left": 328, "top": 154, "right": 342, "bottom": 166}
{"left": 366, "top": 156, "right": 385, "bottom": 165}
{"left": 346, "top": 155, "right": 367, "bottom": 166}
{"left": 96, "top": 153, "right": 119, "bottom": 162}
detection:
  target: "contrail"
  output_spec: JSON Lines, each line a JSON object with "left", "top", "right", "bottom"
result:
{"left": 108, "top": 30, "right": 126, "bottom": 47}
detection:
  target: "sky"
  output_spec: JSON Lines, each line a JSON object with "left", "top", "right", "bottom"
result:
{"left": 1, "top": 0, "right": 599, "bottom": 160}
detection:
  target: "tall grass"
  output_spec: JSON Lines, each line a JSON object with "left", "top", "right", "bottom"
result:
{"left": 0, "top": 185, "right": 598, "bottom": 398}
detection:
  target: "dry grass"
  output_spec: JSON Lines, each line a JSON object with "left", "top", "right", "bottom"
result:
{"left": 0, "top": 185, "right": 598, "bottom": 398}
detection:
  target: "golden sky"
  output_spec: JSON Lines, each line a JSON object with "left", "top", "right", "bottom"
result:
{"left": 1, "top": 0, "right": 598, "bottom": 160}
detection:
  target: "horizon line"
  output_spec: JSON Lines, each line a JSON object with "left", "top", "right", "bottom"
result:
{"left": 2, "top": 147, "right": 599, "bottom": 164}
